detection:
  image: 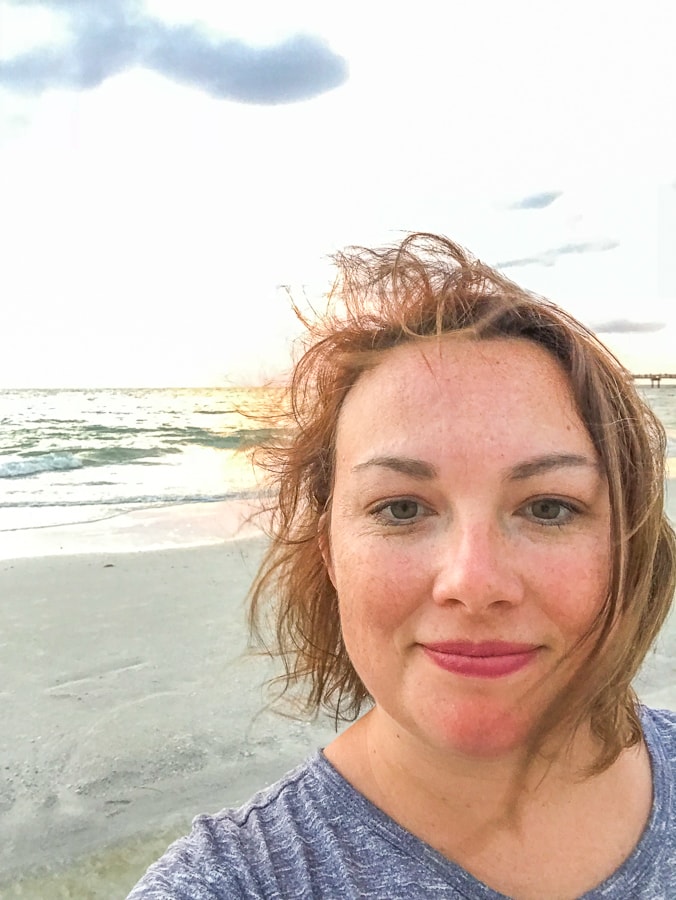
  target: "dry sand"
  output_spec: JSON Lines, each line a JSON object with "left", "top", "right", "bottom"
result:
{"left": 0, "top": 535, "right": 338, "bottom": 897}
{"left": 1, "top": 502, "right": 675, "bottom": 898}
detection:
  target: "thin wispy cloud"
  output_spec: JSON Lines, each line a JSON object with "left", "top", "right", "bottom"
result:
{"left": 592, "top": 320, "right": 666, "bottom": 335}
{"left": 508, "top": 191, "right": 562, "bottom": 210}
{"left": 495, "top": 239, "right": 619, "bottom": 269}
{"left": 0, "top": 0, "right": 349, "bottom": 104}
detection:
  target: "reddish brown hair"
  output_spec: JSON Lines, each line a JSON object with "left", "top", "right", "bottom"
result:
{"left": 249, "top": 232, "right": 676, "bottom": 772}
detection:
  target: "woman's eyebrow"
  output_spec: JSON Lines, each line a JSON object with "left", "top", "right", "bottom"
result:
{"left": 352, "top": 456, "right": 438, "bottom": 479}
{"left": 351, "top": 452, "right": 599, "bottom": 482}
{"left": 507, "top": 453, "right": 599, "bottom": 481}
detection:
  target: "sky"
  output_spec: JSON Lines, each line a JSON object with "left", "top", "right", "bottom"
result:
{"left": 1, "top": 0, "right": 675, "bottom": 387}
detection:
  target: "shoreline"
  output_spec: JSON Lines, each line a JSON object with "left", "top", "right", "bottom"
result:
{"left": 0, "top": 497, "right": 266, "bottom": 561}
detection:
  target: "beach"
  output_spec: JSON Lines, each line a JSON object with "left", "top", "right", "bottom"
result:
{"left": 0, "top": 509, "right": 338, "bottom": 898}
{"left": 2, "top": 504, "right": 676, "bottom": 898}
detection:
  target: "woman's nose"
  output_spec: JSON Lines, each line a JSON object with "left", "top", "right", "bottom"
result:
{"left": 430, "top": 518, "right": 524, "bottom": 612}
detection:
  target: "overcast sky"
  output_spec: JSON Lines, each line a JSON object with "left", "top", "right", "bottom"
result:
{"left": 1, "top": 0, "right": 675, "bottom": 387}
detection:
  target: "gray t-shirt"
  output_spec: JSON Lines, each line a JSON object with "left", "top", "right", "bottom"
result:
{"left": 127, "top": 707, "right": 676, "bottom": 898}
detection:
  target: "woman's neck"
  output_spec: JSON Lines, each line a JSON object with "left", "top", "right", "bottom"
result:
{"left": 324, "top": 707, "right": 652, "bottom": 898}
{"left": 327, "top": 706, "right": 611, "bottom": 836}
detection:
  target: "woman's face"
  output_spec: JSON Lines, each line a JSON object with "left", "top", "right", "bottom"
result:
{"left": 324, "top": 337, "right": 611, "bottom": 759}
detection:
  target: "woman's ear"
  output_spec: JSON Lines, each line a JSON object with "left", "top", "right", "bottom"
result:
{"left": 318, "top": 512, "right": 336, "bottom": 588}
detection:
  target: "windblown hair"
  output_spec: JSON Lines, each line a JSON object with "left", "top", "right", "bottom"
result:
{"left": 249, "top": 232, "right": 676, "bottom": 773}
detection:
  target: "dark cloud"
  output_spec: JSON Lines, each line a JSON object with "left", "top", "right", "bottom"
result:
{"left": 495, "top": 239, "right": 619, "bottom": 269}
{"left": 508, "top": 191, "right": 562, "bottom": 210}
{"left": 0, "top": 0, "right": 348, "bottom": 104}
{"left": 592, "top": 320, "right": 666, "bottom": 334}
{"left": 149, "top": 30, "right": 347, "bottom": 104}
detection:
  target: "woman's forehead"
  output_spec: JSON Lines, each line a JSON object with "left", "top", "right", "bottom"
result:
{"left": 333, "top": 337, "right": 594, "bottom": 468}
{"left": 340, "top": 336, "right": 575, "bottom": 416}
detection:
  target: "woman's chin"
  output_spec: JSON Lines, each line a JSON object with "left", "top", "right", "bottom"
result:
{"left": 409, "top": 698, "right": 543, "bottom": 761}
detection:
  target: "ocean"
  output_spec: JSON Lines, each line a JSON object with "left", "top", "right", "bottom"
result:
{"left": 0, "top": 386, "right": 284, "bottom": 552}
{"left": 641, "top": 383, "right": 676, "bottom": 452}
{"left": 2, "top": 384, "right": 676, "bottom": 550}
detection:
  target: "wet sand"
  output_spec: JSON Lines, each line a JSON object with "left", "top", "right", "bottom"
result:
{"left": 2, "top": 500, "right": 675, "bottom": 897}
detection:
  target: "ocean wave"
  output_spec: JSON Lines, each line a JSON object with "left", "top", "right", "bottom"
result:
{"left": 0, "top": 489, "right": 265, "bottom": 510}
{"left": 15, "top": 425, "right": 277, "bottom": 455}
{"left": 84, "top": 446, "right": 177, "bottom": 464}
{"left": 128, "top": 425, "right": 278, "bottom": 449}
{"left": 0, "top": 453, "right": 84, "bottom": 479}
{"left": 0, "top": 446, "right": 175, "bottom": 478}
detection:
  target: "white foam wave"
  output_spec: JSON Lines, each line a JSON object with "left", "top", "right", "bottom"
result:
{"left": 0, "top": 453, "right": 84, "bottom": 479}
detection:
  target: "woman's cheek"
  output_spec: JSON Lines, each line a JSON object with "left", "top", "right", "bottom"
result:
{"left": 530, "top": 539, "right": 610, "bottom": 633}
{"left": 336, "top": 540, "right": 430, "bottom": 632}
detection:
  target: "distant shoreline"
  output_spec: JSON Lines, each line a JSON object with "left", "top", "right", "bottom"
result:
{"left": 0, "top": 496, "right": 266, "bottom": 561}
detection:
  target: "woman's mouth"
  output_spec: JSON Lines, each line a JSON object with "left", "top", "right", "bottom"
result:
{"left": 421, "top": 641, "right": 541, "bottom": 678}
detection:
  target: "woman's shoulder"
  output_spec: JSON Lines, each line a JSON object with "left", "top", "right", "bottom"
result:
{"left": 641, "top": 704, "right": 676, "bottom": 751}
{"left": 125, "top": 753, "right": 332, "bottom": 899}
{"left": 125, "top": 750, "right": 479, "bottom": 899}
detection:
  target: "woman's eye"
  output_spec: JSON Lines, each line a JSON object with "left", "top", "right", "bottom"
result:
{"left": 371, "top": 499, "right": 425, "bottom": 523}
{"left": 389, "top": 500, "right": 420, "bottom": 520}
{"left": 526, "top": 498, "right": 577, "bottom": 524}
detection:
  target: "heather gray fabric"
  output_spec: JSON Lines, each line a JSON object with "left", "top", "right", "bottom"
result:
{"left": 127, "top": 707, "right": 676, "bottom": 898}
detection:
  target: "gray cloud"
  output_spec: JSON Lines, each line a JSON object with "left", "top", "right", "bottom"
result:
{"left": 0, "top": 0, "right": 348, "bottom": 104}
{"left": 508, "top": 191, "right": 562, "bottom": 210}
{"left": 495, "top": 239, "right": 619, "bottom": 269}
{"left": 592, "top": 320, "right": 667, "bottom": 334}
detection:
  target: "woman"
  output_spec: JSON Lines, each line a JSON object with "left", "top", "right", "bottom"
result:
{"left": 128, "top": 234, "right": 676, "bottom": 899}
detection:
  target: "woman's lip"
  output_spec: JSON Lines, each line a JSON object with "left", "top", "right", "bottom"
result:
{"left": 423, "top": 641, "right": 540, "bottom": 656}
{"left": 421, "top": 642, "right": 541, "bottom": 678}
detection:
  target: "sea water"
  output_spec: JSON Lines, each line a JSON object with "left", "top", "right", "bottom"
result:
{"left": 0, "top": 387, "right": 284, "bottom": 552}
{"left": 644, "top": 384, "right": 676, "bottom": 457}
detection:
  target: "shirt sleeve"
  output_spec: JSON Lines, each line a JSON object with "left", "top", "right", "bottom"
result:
{"left": 125, "top": 816, "right": 254, "bottom": 900}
